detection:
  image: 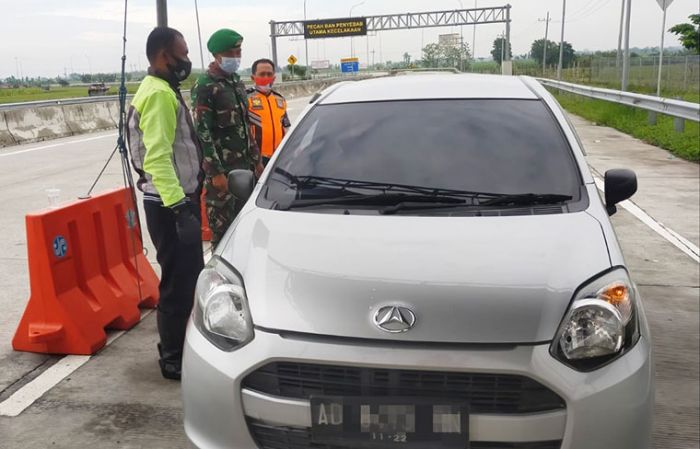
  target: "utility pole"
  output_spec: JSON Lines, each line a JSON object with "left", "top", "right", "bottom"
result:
{"left": 156, "top": 0, "right": 167, "bottom": 27}
{"left": 621, "top": 0, "right": 632, "bottom": 91}
{"left": 539, "top": 12, "right": 551, "bottom": 75}
{"left": 656, "top": 0, "right": 671, "bottom": 97}
{"left": 366, "top": 34, "right": 370, "bottom": 70}
{"left": 304, "top": 0, "right": 310, "bottom": 78}
{"left": 14, "top": 57, "right": 20, "bottom": 80}
{"left": 503, "top": 4, "right": 511, "bottom": 74}
{"left": 616, "top": 0, "right": 625, "bottom": 70}
{"left": 500, "top": 33, "right": 505, "bottom": 65}
{"left": 472, "top": 0, "right": 477, "bottom": 60}
{"left": 457, "top": 0, "right": 464, "bottom": 71}
{"left": 194, "top": 0, "right": 205, "bottom": 71}
{"left": 557, "top": 0, "right": 566, "bottom": 80}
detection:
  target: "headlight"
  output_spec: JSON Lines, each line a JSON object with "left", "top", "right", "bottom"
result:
{"left": 551, "top": 268, "right": 640, "bottom": 371}
{"left": 193, "top": 256, "right": 254, "bottom": 351}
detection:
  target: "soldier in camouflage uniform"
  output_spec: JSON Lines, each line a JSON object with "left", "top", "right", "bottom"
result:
{"left": 191, "top": 28, "right": 263, "bottom": 246}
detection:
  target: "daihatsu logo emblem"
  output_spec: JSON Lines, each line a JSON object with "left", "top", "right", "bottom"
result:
{"left": 373, "top": 306, "right": 416, "bottom": 333}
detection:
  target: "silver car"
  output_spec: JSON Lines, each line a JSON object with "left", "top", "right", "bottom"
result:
{"left": 182, "top": 74, "right": 654, "bottom": 449}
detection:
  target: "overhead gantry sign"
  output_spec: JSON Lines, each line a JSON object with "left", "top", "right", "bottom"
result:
{"left": 269, "top": 6, "right": 512, "bottom": 69}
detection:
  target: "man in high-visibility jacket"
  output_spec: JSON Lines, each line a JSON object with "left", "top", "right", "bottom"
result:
{"left": 247, "top": 58, "right": 291, "bottom": 166}
{"left": 127, "top": 27, "right": 203, "bottom": 380}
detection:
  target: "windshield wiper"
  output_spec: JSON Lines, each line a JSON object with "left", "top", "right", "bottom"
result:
{"left": 271, "top": 169, "right": 505, "bottom": 199}
{"left": 277, "top": 193, "right": 468, "bottom": 211}
{"left": 478, "top": 193, "right": 573, "bottom": 207}
{"left": 271, "top": 170, "right": 573, "bottom": 211}
{"left": 380, "top": 193, "right": 573, "bottom": 215}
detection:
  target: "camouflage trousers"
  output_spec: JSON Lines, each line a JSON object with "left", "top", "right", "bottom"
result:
{"left": 204, "top": 180, "right": 242, "bottom": 246}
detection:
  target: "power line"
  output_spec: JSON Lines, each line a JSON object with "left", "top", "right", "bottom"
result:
{"left": 566, "top": 0, "right": 597, "bottom": 17}
{"left": 567, "top": 0, "right": 613, "bottom": 23}
{"left": 551, "top": 0, "right": 610, "bottom": 23}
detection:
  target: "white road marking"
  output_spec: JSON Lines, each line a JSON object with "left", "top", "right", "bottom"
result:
{"left": 1, "top": 127, "right": 696, "bottom": 416}
{"left": 0, "top": 309, "right": 154, "bottom": 417}
{"left": 0, "top": 133, "right": 117, "bottom": 158}
{"left": 594, "top": 177, "right": 700, "bottom": 263}
{"left": 0, "top": 247, "right": 211, "bottom": 417}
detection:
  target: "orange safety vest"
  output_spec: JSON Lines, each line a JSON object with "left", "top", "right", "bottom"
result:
{"left": 247, "top": 89, "right": 290, "bottom": 158}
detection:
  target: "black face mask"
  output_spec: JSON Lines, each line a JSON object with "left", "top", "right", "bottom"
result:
{"left": 167, "top": 56, "right": 192, "bottom": 84}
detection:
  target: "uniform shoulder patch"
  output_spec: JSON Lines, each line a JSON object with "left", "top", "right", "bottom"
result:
{"left": 250, "top": 96, "right": 264, "bottom": 110}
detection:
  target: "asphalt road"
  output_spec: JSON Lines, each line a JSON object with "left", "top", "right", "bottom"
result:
{"left": 0, "top": 96, "right": 697, "bottom": 449}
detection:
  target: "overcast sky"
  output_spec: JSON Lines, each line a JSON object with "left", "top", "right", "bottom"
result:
{"left": 1, "top": 0, "right": 698, "bottom": 78}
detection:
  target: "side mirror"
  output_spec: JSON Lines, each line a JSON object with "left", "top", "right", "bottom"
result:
{"left": 227, "top": 169, "right": 255, "bottom": 203}
{"left": 604, "top": 169, "right": 637, "bottom": 216}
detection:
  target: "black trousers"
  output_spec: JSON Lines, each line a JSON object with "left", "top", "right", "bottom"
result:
{"left": 144, "top": 200, "right": 204, "bottom": 366}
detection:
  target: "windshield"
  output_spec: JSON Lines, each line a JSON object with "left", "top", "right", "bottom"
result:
{"left": 260, "top": 99, "right": 583, "bottom": 213}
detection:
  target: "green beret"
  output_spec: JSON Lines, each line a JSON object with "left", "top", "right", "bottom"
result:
{"left": 207, "top": 29, "right": 243, "bottom": 54}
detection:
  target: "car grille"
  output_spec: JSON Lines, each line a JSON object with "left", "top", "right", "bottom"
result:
{"left": 242, "top": 362, "right": 565, "bottom": 414}
{"left": 247, "top": 419, "right": 562, "bottom": 449}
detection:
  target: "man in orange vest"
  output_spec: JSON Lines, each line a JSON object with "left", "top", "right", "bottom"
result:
{"left": 247, "top": 58, "right": 291, "bottom": 166}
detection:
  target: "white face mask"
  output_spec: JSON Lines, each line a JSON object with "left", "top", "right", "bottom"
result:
{"left": 219, "top": 57, "right": 241, "bottom": 74}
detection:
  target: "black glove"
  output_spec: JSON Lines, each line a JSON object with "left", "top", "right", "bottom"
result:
{"left": 172, "top": 201, "right": 201, "bottom": 246}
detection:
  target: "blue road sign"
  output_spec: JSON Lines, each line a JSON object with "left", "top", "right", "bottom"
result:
{"left": 341, "top": 60, "right": 359, "bottom": 73}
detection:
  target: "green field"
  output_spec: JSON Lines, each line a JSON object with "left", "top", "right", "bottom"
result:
{"left": 552, "top": 90, "right": 700, "bottom": 162}
{"left": 0, "top": 84, "right": 141, "bottom": 104}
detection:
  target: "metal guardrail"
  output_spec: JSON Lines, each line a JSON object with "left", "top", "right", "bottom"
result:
{"left": 537, "top": 78, "right": 700, "bottom": 123}
{"left": 389, "top": 68, "right": 461, "bottom": 75}
{"left": 0, "top": 75, "right": 387, "bottom": 112}
{"left": 0, "top": 94, "right": 130, "bottom": 112}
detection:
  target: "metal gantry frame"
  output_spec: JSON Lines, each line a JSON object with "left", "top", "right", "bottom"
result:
{"left": 269, "top": 5, "right": 511, "bottom": 70}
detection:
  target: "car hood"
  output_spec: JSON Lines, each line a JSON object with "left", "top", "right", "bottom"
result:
{"left": 219, "top": 209, "right": 611, "bottom": 344}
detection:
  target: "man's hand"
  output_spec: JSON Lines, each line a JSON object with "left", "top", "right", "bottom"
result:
{"left": 255, "top": 162, "right": 265, "bottom": 179}
{"left": 172, "top": 201, "right": 201, "bottom": 246}
{"left": 212, "top": 173, "right": 228, "bottom": 192}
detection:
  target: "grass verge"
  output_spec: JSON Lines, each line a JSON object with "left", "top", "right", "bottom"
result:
{"left": 552, "top": 90, "right": 700, "bottom": 162}
{"left": 0, "top": 85, "right": 140, "bottom": 104}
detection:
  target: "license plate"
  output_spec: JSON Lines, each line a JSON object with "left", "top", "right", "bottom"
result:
{"left": 310, "top": 396, "right": 469, "bottom": 448}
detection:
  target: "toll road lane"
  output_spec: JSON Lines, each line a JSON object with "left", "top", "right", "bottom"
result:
{"left": 0, "top": 99, "right": 697, "bottom": 449}
{"left": 0, "top": 95, "right": 313, "bottom": 404}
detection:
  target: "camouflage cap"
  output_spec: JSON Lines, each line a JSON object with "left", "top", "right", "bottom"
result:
{"left": 207, "top": 29, "right": 243, "bottom": 55}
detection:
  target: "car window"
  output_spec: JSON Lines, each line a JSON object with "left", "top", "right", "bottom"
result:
{"left": 261, "top": 99, "right": 583, "bottom": 211}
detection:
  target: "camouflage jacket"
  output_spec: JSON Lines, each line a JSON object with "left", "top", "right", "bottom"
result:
{"left": 191, "top": 62, "right": 260, "bottom": 179}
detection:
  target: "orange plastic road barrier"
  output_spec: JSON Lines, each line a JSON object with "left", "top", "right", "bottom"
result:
{"left": 201, "top": 189, "right": 212, "bottom": 242}
{"left": 12, "top": 187, "right": 159, "bottom": 355}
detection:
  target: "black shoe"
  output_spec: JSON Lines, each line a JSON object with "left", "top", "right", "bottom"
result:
{"left": 159, "top": 360, "right": 182, "bottom": 380}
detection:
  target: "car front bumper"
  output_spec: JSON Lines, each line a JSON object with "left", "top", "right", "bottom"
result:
{"left": 182, "top": 322, "right": 653, "bottom": 449}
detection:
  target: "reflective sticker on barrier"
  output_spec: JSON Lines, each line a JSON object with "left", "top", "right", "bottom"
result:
{"left": 52, "top": 236, "right": 68, "bottom": 258}
{"left": 125, "top": 209, "right": 137, "bottom": 229}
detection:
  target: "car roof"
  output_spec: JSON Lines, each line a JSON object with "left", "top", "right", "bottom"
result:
{"left": 319, "top": 74, "right": 540, "bottom": 104}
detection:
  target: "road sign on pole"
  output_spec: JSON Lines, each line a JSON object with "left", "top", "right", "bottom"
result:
{"left": 288, "top": 55, "right": 298, "bottom": 80}
{"left": 621, "top": 0, "right": 632, "bottom": 91}
{"left": 340, "top": 57, "right": 360, "bottom": 74}
{"left": 655, "top": 0, "right": 674, "bottom": 96}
